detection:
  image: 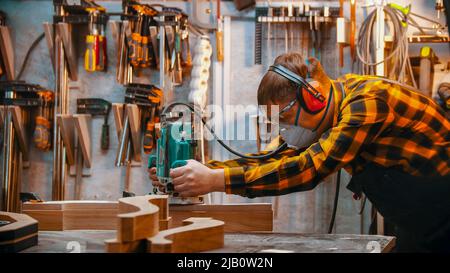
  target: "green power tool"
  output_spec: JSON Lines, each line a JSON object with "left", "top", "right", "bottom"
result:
{"left": 148, "top": 111, "right": 195, "bottom": 195}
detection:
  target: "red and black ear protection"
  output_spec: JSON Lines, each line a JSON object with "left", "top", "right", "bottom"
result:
{"left": 268, "top": 64, "right": 327, "bottom": 114}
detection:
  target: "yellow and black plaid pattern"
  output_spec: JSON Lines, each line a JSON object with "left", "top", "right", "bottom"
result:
{"left": 207, "top": 74, "right": 450, "bottom": 198}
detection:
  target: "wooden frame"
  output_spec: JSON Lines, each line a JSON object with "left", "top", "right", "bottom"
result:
{"left": 0, "top": 212, "right": 38, "bottom": 253}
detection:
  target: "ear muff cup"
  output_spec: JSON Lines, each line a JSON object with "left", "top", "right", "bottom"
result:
{"left": 297, "top": 81, "right": 327, "bottom": 114}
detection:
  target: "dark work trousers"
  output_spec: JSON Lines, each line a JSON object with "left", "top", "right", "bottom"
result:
{"left": 347, "top": 164, "right": 450, "bottom": 253}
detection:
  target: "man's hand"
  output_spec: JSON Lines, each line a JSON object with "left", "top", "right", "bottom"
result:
{"left": 169, "top": 160, "right": 225, "bottom": 197}
{"left": 148, "top": 167, "right": 165, "bottom": 193}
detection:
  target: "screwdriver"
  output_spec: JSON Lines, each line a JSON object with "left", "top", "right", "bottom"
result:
{"left": 85, "top": 8, "right": 98, "bottom": 72}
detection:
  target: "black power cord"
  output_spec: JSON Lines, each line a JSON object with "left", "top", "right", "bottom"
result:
{"left": 16, "top": 32, "right": 45, "bottom": 80}
{"left": 328, "top": 169, "right": 341, "bottom": 234}
{"left": 162, "top": 102, "right": 288, "bottom": 160}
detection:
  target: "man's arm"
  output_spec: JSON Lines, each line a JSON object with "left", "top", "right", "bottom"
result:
{"left": 222, "top": 97, "right": 393, "bottom": 198}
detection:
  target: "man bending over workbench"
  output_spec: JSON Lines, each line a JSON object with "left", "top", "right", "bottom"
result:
{"left": 149, "top": 52, "right": 450, "bottom": 252}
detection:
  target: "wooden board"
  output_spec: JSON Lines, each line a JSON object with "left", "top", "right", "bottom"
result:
{"left": 0, "top": 212, "right": 38, "bottom": 253}
{"left": 23, "top": 201, "right": 273, "bottom": 233}
{"left": 9, "top": 106, "right": 29, "bottom": 161}
{"left": 170, "top": 203, "right": 273, "bottom": 232}
{"left": 148, "top": 217, "right": 224, "bottom": 253}
{"left": 73, "top": 114, "right": 92, "bottom": 168}
{"left": 126, "top": 104, "right": 141, "bottom": 162}
{"left": 112, "top": 103, "right": 124, "bottom": 141}
{"left": 57, "top": 115, "right": 75, "bottom": 165}
{"left": 55, "top": 23, "right": 77, "bottom": 81}
{"left": 105, "top": 195, "right": 169, "bottom": 252}
{"left": 22, "top": 201, "right": 118, "bottom": 231}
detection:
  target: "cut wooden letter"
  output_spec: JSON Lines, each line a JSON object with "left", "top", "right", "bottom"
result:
{"left": 117, "top": 195, "right": 168, "bottom": 242}
{"left": 147, "top": 217, "right": 224, "bottom": 253}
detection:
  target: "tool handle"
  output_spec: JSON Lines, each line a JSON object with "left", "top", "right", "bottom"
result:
{"left": 101, "top": 123, "right": 109, "bottom": 150}
{"left": 216, "top": 30, "right": 223, "bottom": 62}
{"left": 143, "top": 120, "right": 155, "bottom": 154}
{"left": 171, "top": 160, "right": 187, "bottom": 168}
{"left": 85, "top": 35, "right": 96, "bottom": 72}
{"left": 148, "top": 155, "right": 157, "bottom": 169}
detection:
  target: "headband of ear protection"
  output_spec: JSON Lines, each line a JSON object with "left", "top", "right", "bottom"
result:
{"left": 268, "top": 63, "right": 327, "bottom": 114}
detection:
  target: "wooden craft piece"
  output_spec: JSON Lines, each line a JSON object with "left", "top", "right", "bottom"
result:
{"left": 116, "top": 195, "right": 168, "bottom": 242}
{"left": 148, "top": 217, "right": 224, "bottom": 253}
{"left": 57, "top": 115, "right": 75, "bottom": 165}
{"left": 170, "top": 203, "right": 273, "bottom": 232}
{"left": 105, "top": 195, "right": 169, "bottom": 252}
{"left": 22, "top": 201, "right": 118, "bottom": 231}
{"left": 73, "top": 114, "right": 92, "bottom": 168}
{"left": 0, "top": 212, "right": 38, "bottom": 253}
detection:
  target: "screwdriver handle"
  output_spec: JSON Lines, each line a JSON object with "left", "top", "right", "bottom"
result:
{"left": 85, "top": 35, "right": 96, "bottom": 72}
{"left": 96, "top": 35, "right": 106, "bottom": 71}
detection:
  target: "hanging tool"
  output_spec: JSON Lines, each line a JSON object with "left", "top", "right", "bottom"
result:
{"left": 419, "top": 46, "right": 437, "bottom": 97}
{"left": 350, "top": 0, "right": 356, "bottom": 62}
{"left": 84, "top": 5, "right": 107, "bottom": 72}
{"left": 216, "top": 0, "right": 224, "bottom": 62}
{"left": 33, "top": 90, "right": 54, "bottom": 151}
{"left": 76, "top": 98, "right": 111, "bottom": 150}
{"left": 124, "top": 83, "right": 163, "bottom": 154}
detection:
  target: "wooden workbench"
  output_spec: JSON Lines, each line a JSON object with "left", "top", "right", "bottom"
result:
{"left": 21, "top": 231, "right": 395, "bottom": 253}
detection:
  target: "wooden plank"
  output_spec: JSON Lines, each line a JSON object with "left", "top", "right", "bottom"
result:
{"left": 9, "top": 106, "right": 29, "bottom": 161}
{"left": 57, "top": 115, "right": 75, "bottom": 166}
{"left": 43, "top": 22, "right": 55, "bottom": 71}
{"left": 0, "top": 106, "right": 4, "bottom": 127}
{"left": 0, "top": 212, "right": 38, "bottom": 253}
{"left": 0, "top": 26, "right": 15, "bottom": 80}
{"left": 21, "top": 210, "right": 63, "bottom": 231}
{"left": 55, "top": 23, "right": 77, "bottom": 81}
{"left": 126, "top": 104, "right": 141, "bottom": 162}
{"left": 22, "top": 201, "right": 118, "bottom": 231}
{"left": 73, "top": 114, "right": 92, "bottom": 168}
{"left": 148, "top": 217, "right": 224, "bottom": 253}
{"left": 170, "top": 203, "right": 273, "bottom": 232}
{"left": 112, "top": 103, "right": 124, "bottom": 141}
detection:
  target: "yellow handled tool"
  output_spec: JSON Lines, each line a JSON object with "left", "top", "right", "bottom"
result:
{"left": 85, "top": 34, "right": 96, "bottom": 72}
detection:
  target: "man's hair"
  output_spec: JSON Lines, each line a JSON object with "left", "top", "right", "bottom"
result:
{"left": 257, "top": 52, "right": 322, "bottom": 106}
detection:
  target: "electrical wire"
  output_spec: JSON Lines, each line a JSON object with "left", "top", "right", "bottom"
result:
{"left": 16, "top": 32, "right": 45, "bottom": 80}
{"left": 328, "top": 169, "right": 341, "bottom": 234}
{"left": 355, "top": 5, "right": 417, "bottom": 87}
{"left": 162, "top": 102, "right": 288, "bottom": 160}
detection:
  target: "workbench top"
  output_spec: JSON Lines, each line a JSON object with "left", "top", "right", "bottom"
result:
{"left": 21, "top": 231, "right": 395, "bottom": 253}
